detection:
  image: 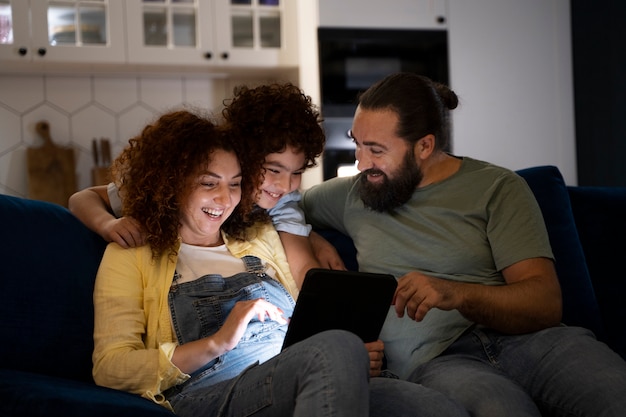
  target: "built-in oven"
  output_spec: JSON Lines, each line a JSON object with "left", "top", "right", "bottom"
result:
{"left": 318, "top": 27, "right": 449, "bottom": 179}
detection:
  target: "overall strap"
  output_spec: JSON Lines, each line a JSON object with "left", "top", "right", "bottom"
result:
{"left": 241, "top": 255, "right": 267, "bottom": 277}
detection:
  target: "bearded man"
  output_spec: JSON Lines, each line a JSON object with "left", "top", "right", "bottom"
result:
{"left": 300, "top": 72, "right": 626, "bottom": 417}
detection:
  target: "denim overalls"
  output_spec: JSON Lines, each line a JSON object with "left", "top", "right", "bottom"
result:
{"left": 167, "top": 255, "right": 295, "bottom": 392}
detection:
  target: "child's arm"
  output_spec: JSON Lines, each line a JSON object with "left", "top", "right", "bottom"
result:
{"left": 68, "top": 183, "right": 145, "bottom": 248}
{"left": 278, "top": 231, "right": 320, "bottom": 289}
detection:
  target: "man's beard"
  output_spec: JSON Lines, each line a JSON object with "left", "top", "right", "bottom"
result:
{"left": 359, "top": 151, "right": 422, "bottom": 213}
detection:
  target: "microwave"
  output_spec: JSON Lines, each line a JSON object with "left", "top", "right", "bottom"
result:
{"left": 318, "top": 27, "right": 449, "bottom": 179}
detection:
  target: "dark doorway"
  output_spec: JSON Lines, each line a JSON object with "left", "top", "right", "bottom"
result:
{"left": 571, "top": 0, "right": 626, "bottom": 186}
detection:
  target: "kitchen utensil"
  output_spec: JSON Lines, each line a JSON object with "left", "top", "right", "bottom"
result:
{"left": 26, "top": 121, "right": 77, "bottom": 207}
{"left": 91, "top": 137, "right": 111, "bottom": 186}
{"left": 100, "top": 138, "right": 111, "bottom": 166}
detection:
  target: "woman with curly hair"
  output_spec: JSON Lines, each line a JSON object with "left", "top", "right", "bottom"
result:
{"left": 91, "top": 109, "right": 469, "bottom": 417}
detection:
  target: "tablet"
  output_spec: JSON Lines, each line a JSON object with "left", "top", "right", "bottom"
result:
{"left": 281, "top": 268, "right": 397, "bottom": 350}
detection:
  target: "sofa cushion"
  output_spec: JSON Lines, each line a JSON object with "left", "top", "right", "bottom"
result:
{"left": 516, "top": 166, "right": 604, "bottom": 338}
{"left": 568, "top": 185, "right": 626, "bottom": 358}
{"left": 0, "top": 369, "right": 176, "bottom": 417}
{"left": 0, "top": 195, "right": 107, "bottom": 383}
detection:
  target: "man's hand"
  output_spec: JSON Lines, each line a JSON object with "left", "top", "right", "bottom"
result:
{"left": 393, "top": 258, "right": 562, "bottom": 334}
{"left": 393, "top": 271, "right": 459, "bottom": 322}
{"left": 365, "top": 339, "right": 385, "bottom": 377}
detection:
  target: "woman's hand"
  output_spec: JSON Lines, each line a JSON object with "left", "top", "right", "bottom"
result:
{"left": 172, "top": 299, "right": 287, "bottom": 374}
{"left": 217, "top": 299, "right": 288, "bottom": 351}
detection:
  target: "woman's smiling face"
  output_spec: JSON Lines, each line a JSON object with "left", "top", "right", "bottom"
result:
{"left": 256, "top": 145, "right": 306, "bottom": 210}
{"left": 179, "top": 149, "right": 242, "bottom": 246}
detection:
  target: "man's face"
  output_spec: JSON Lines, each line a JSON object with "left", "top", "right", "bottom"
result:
{"left": 351, "top": 107, "right": 422, "bottom": 212}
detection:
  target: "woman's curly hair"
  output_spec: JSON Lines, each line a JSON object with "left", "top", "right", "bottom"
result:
{"left": 110, "top": 110, "right": 257, "bottom": 259}
{"left": 221, "top": 82, "right": 326, "bottom": 224}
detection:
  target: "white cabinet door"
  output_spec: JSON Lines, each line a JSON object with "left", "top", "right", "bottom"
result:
{"left": 0, "top": 0, "right": 125, "bottom": 63}
{"left": 0, "top": 0, "right": 31, "bottom": 61}
{"left": 126, "top": 0, "right": 297, "bottom": 68}
{"left": 125, "top": 0, "right": 218, "bottom": 65}
{"left": 213, "top": 0, "right": 297, "bottom": 68}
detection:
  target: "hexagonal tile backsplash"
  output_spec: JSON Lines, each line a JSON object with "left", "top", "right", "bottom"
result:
{"left": 0, "top": 73, "right": 256, "bottom": 205}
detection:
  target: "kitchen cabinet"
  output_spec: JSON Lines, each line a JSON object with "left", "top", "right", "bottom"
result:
{"left": 125, "top": 0, "right": 298, "bottom": 68}
{"left": 0, "top": 0, "right": 298, "bottom": 72}
{"left": 0, "top": 0, "right": 125, "bottom": 63}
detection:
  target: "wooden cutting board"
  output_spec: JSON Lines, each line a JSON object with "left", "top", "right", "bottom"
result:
{"left": 26, "top": 121, "right": 77, "bottom": 207}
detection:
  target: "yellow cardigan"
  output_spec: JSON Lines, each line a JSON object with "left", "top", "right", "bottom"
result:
{"left": 92, "top": 222, "right": 296, "bottom": 410}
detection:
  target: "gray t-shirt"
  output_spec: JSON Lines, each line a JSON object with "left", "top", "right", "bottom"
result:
{"left": 301, "top": 156, "right": 553, "bottom": 378}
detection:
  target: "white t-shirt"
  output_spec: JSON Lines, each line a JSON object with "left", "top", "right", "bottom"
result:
{"left": 175, "top": 242, "right": 277, "bottom": 284}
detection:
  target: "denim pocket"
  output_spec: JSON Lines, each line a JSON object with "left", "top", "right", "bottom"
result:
{"left": 192, "top": 282, "right": 266, "bottom": 340}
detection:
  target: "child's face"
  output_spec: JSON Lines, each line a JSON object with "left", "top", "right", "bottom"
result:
{"left": 256, "top": 146, "right": 306, "bottom": 210}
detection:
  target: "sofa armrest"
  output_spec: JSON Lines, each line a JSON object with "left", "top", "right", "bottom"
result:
{"left": 568, "top": 185, "right": 626, "bottom": 359}
{"left": 0, "top": 195, "right": 108, "bottom": 382}
{"left": 516, "top": 166, "right": 604, "bottom": 338}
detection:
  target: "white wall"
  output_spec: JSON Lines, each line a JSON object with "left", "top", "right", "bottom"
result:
{"left": 313, "top": 0, "right": 577, "bottom": 185}
{"left": 296, "top": 0, "right": 324, "bottom": 190}
{"left": 448, "top": 0, "right": 576, "bottom": 184}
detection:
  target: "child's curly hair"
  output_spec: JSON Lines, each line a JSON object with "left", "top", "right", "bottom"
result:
{"left": 221, "top": 82, "right": 326, "bottom": 223}
{"left": 111, "top": 110, "right": 258, "bottom": 259}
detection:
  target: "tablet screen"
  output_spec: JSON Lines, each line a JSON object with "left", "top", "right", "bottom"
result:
{"left": 281, "top": 268, "right": 397, "bottom": 350}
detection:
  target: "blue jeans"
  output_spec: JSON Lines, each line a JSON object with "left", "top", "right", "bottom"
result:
{"left": 167, "top": 258, "right": 468, "bottom": 416}
{"left": 169, "top": 329, "right": 469, "bottom": 417}
{"left": 408, "top": 325, "right": 626, "bottom": 417}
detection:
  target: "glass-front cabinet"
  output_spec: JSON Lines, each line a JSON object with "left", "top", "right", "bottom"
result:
{"left": 126, "top": 0, "right": 296, "bottom": 67}
{"left": 0, "top": 0, "right": 124, "bottom": 63}
{"left": 125, "top": 0, "right": 212, "bottom": 64}
{"left": 0, "top": 0, "right": 297, "bottom": 69}
{"left": 215, "top": 0, "right": 290, "bottom": 66}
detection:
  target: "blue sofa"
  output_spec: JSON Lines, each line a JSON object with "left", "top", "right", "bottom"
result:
{"left": 0, "top": 165, "right": 624, "bottom": 416}
{"left": 0, "top": 195, "right": 175, "bottom": 416}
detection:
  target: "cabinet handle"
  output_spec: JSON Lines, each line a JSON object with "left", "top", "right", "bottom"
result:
{"left": 204, "top": 52, "right": 212, "bottom": 59}
{"left": 18, "top": 47, "right": 28, "bottom": 56}
{"left": 221, "top": 52, "right": 229, "bottom": 60}
{"left": 437, "top": 16, "right": 446, "bottom": 24}
{"left": 38, "top": 48, "right": 47, "bottom": 56}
